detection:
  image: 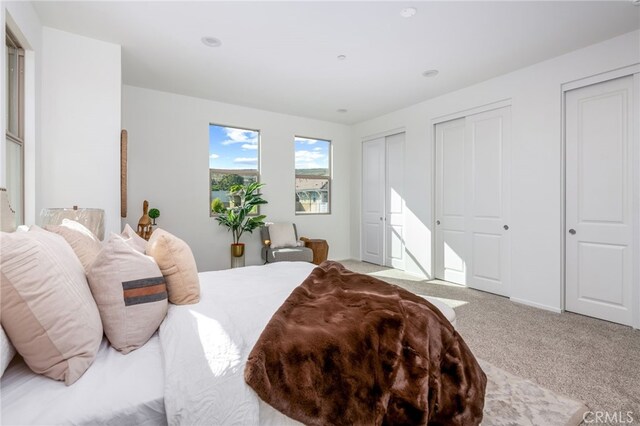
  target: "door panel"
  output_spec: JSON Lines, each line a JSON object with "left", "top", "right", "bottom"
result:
{"left": 386, "top": 133, "right": 405, "bottom": 268}
{"left": 465, "top": 107, "right": 511, "bottom": 296}
{"left": 466, "top": 107, "right": 511, "bottom": 296}
{"left": 362, "top": 138, "right": 385, "bottom": 265}
{"left": 435, "top": 118, "right": 466, "bottom": 284}
{"left": 566, "top": 76, "right": 634, "bottom": 325}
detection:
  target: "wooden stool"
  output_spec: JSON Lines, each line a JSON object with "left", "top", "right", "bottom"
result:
{"left": 300, "top": 238, "right": 329, "bottom": 265}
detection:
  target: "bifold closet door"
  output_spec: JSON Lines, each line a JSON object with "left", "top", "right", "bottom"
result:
{"left": 362, "top": 134, "right": 406, "bottom": 267}
{"left": 385, "top": 133, "right": 406, "bottom": 269}
{"left": 565, "top": 76, "right": 635, "bottom": 326}
{"left": 435, "top": 118, "right": 467, "bottom": 285}
{"left": 362, "top": 138, "right": 385, "bottom": 265}
{"left": 434, "top": 106, "right": 511, "bottom": 296}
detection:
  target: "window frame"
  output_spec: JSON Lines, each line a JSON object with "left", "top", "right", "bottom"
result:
{"left": 5, "top": 27, "right": 25, "bottom": 225}
{"left": 209, "top": 123, "right": 261, "bottom": 217}
{"left": 294, "top": 135, "right": 332, "bottom": 215}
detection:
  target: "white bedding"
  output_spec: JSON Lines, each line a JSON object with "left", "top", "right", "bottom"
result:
{"left": 1, "top": 334, "right": 165, "bottom": 426}
{"left": 160, "top": 262, "right": 313, "bottom": 425}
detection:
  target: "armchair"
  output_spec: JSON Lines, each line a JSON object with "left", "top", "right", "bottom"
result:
{"left": 260, "top": 223, "right": 313, "bottom": 263}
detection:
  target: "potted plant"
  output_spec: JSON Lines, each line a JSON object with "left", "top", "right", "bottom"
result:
{"left": 211, "top": 182, "right": 267, "bottom": 260}
{"left": 148, "top": 208, "right": 160, "bottom": 226}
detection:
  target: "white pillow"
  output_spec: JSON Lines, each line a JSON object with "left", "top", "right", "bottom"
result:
{"left": 268, "top": 223, "right": 297, "bottom": 249}
{"left": 121, "top": 223, "right": 147, "bottom": 253}
{"left": 0, "top": 325, "right": 16, "bottom": 377}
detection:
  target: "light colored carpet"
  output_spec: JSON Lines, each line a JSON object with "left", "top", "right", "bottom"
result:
{"left": 339, "top": 260, "right": 640, "bottom": 420}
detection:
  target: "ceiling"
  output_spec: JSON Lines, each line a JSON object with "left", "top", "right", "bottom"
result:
{"left": 32, "top": 1, "right": 640, "bottom": 124}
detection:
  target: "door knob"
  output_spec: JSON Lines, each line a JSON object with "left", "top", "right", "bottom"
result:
{"left": 503, "top": 225, "right": 509, "bottom": 230}
{"left": 379, "top": 217, "right": 383, "bottom": 221}
{"left": 569, "top": 229, "right": 576, "bottom": 235}
{"left": 436, "top": 220, "right": 441, "bottom": 225}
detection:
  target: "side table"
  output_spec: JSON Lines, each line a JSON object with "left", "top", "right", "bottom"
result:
{"left": 301, "top": 238, "right": 329, "bottom": 265}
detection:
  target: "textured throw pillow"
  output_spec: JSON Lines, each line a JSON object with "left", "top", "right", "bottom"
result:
{"left": 45, "top": 219, "right": 102, "bottom": 272}
{"left": 87, "top": 234, "right": 168, "bottom": 354}
{"left": 0, "top": 325, "right": 16, "bottom": 378}
{"left": 146, "top": 228, "right": 200, "bottom": 305}
{"left": 121, "top": 223, "right": 147, "bottom": 253}
{"left": 0, "top": 226, "right": 103, "bottom": 385}
{"left": 268, "top": 223, "right": 297, "bottom": 248}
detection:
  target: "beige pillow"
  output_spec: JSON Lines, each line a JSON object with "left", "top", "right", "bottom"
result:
{"left": 147, "top": 228, "right": 200, "bottom": 305}
{"left": 45, "top": 219, "right": 102, "bottom": 272}
{"left": 268, "top": 223, "right": 298, "bottom": 248}
{"left": 87, "top": 234, "right": 168, "bottom": 354}
{"left": 121, "top": 223, "right": 147, "bottom": 253}
{"left": 0, "top": 226, "right": 103, "bottom": 385}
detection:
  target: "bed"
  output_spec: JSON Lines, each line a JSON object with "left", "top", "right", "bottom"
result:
{"left": 1, "top": 261, "right": 461, "bottom": 425}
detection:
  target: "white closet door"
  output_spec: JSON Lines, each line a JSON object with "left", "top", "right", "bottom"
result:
{"left": 565, "top": 76, "right": 634, "bottom": 326}
{"left": 385, "top": 133, "right": 405, "bottom": 269}
{"left": 362, "top": 138, "right": 385, "bottom": 265}
{"left": 435, "top": 118, "right": 467, "bottom": 284}
{"left": 466, "top": 106, "right": 511, "bottom": 296}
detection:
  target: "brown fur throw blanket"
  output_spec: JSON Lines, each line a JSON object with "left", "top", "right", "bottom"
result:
{"left": 244, "top": 261, "right": 486, "bottom": 425}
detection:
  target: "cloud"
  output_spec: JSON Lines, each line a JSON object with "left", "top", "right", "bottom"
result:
{"left": 241, "top": 144, "right": 258, "bottom": 150}
{"left": 209, "top": 153, "right": 220, "bottom": 159}
{"left": 221, "top": 128, "right": 258, "bottom": 146}
{"left": 295, "top": 150, "right": 326, "bottom": 169}
{"left": 233, "top": 157, "right": 258, "bottom": 164}
{"left": 295, "top": 137, "right": 319, "bottom": 145}
{"left": 313, "top": 147, "right": 322, "bottom": 151}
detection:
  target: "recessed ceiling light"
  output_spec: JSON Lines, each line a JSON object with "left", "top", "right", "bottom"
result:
{"left": 400, "top": 7, "right": 417, "bottom": 18}
{"left": 337, "top": 109, "right": 348, "bottom": 113}
{"left": 633, "top": 0, "right": 640, "bottom": 6}
{"left": 422, "top": 69, "right": 439, "bottom": 78}
{"left": 337, "top": 55, "right": 347, "bottom": 61}
{"left": 201, "top": 37, "right": 222, "bottom": 47}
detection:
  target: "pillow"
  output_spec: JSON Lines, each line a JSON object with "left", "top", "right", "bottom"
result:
{"left": 87, "top": 234, "right": 168, "bottom": 354}
{"left": 0, "top": 226, "right": 103, "bottom": 385}
{"left": 121, "top": 223, "right": 147, "bottom": 253}
{"left": 268, "top": 223, "right": 298, "bottom": 248}
{"left": 146, "top": 228, "right": 200, "bottom": 305}
{"left": 0, "top": 325, "right": 16, "bottom": 378}
{"left": 45, "top": 219, "right": 102, "bottom": 272}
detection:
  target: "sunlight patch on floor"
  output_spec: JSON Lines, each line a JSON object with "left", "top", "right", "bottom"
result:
{"left": 368, "top": 269, "right": 425, "bottom": 282}
{"left": 426, "top": 279, "right": 467, "bottom": 288}
{"left": 419, "top": 295, "right": 469, "bottom": 308}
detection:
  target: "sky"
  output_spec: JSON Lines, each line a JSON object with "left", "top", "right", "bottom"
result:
{"left": 209, "top": 125, "right": 330, "bottom": 172}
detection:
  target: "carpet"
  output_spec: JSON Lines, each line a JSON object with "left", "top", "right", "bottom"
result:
{"left": 481, "top": 359, "right": 588, "bottom": 426}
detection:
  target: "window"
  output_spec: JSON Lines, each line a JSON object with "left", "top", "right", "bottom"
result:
{"left": 295, "top": 136, "right": 331, "bottom": 214}
{"left": 209, "top": 124, "right": 259, "bottom": 215}
{"left": 5, "top": 28, "right": 25, "bottom": 225}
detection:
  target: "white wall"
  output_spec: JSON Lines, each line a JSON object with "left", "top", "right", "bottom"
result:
{"left": 2, "top": 1, "right": 42, "bottom": 225}
{"left": 122, "top": 85, "right": 351, "bottom": 272}
{"left": 351, "top": 30, "right": 640, "bottom": 312}
{"left": 40, "top": 27, "right": 121, "bottom": 235}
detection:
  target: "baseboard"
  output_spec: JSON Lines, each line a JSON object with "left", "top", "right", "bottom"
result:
{"left": 510, "top": 297, "right": 562, "bottom": 314}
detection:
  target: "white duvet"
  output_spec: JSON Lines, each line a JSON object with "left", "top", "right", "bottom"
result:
{"left": 159, "top": 262, "right": 314, "bottom": 426}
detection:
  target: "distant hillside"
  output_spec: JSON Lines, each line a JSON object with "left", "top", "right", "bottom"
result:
{"left": 295, "top": 168, "right": 328, "bottom": 176}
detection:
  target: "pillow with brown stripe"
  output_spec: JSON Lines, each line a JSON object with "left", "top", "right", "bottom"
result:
{"left": 0, "top": 226, "right": 103, "bottom": 385}
{"left": 87, "top": 234, "right": 168, "bottom": 354}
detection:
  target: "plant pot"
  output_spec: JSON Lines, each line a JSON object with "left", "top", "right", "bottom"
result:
{"left": 230, "top": 243, "right": 245, "bottom": 268}
{"left": 231, "top": 243, "right": 245, "bottom": 257}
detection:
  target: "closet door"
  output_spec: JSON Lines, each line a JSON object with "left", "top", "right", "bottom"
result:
{"left": 465, "top": 106, "right": 511, "bottom": 296}
{"left": 362, "top": 138, "right": 385, "bottom": 265}
{"left": 385, "top": 133, "right": 405, "bottom": 269}
{"left": 435, "top": 118, "right": 467, "bottom": 284}
{"left": 565, "top": 76, "right": 634, "bottom": 326}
